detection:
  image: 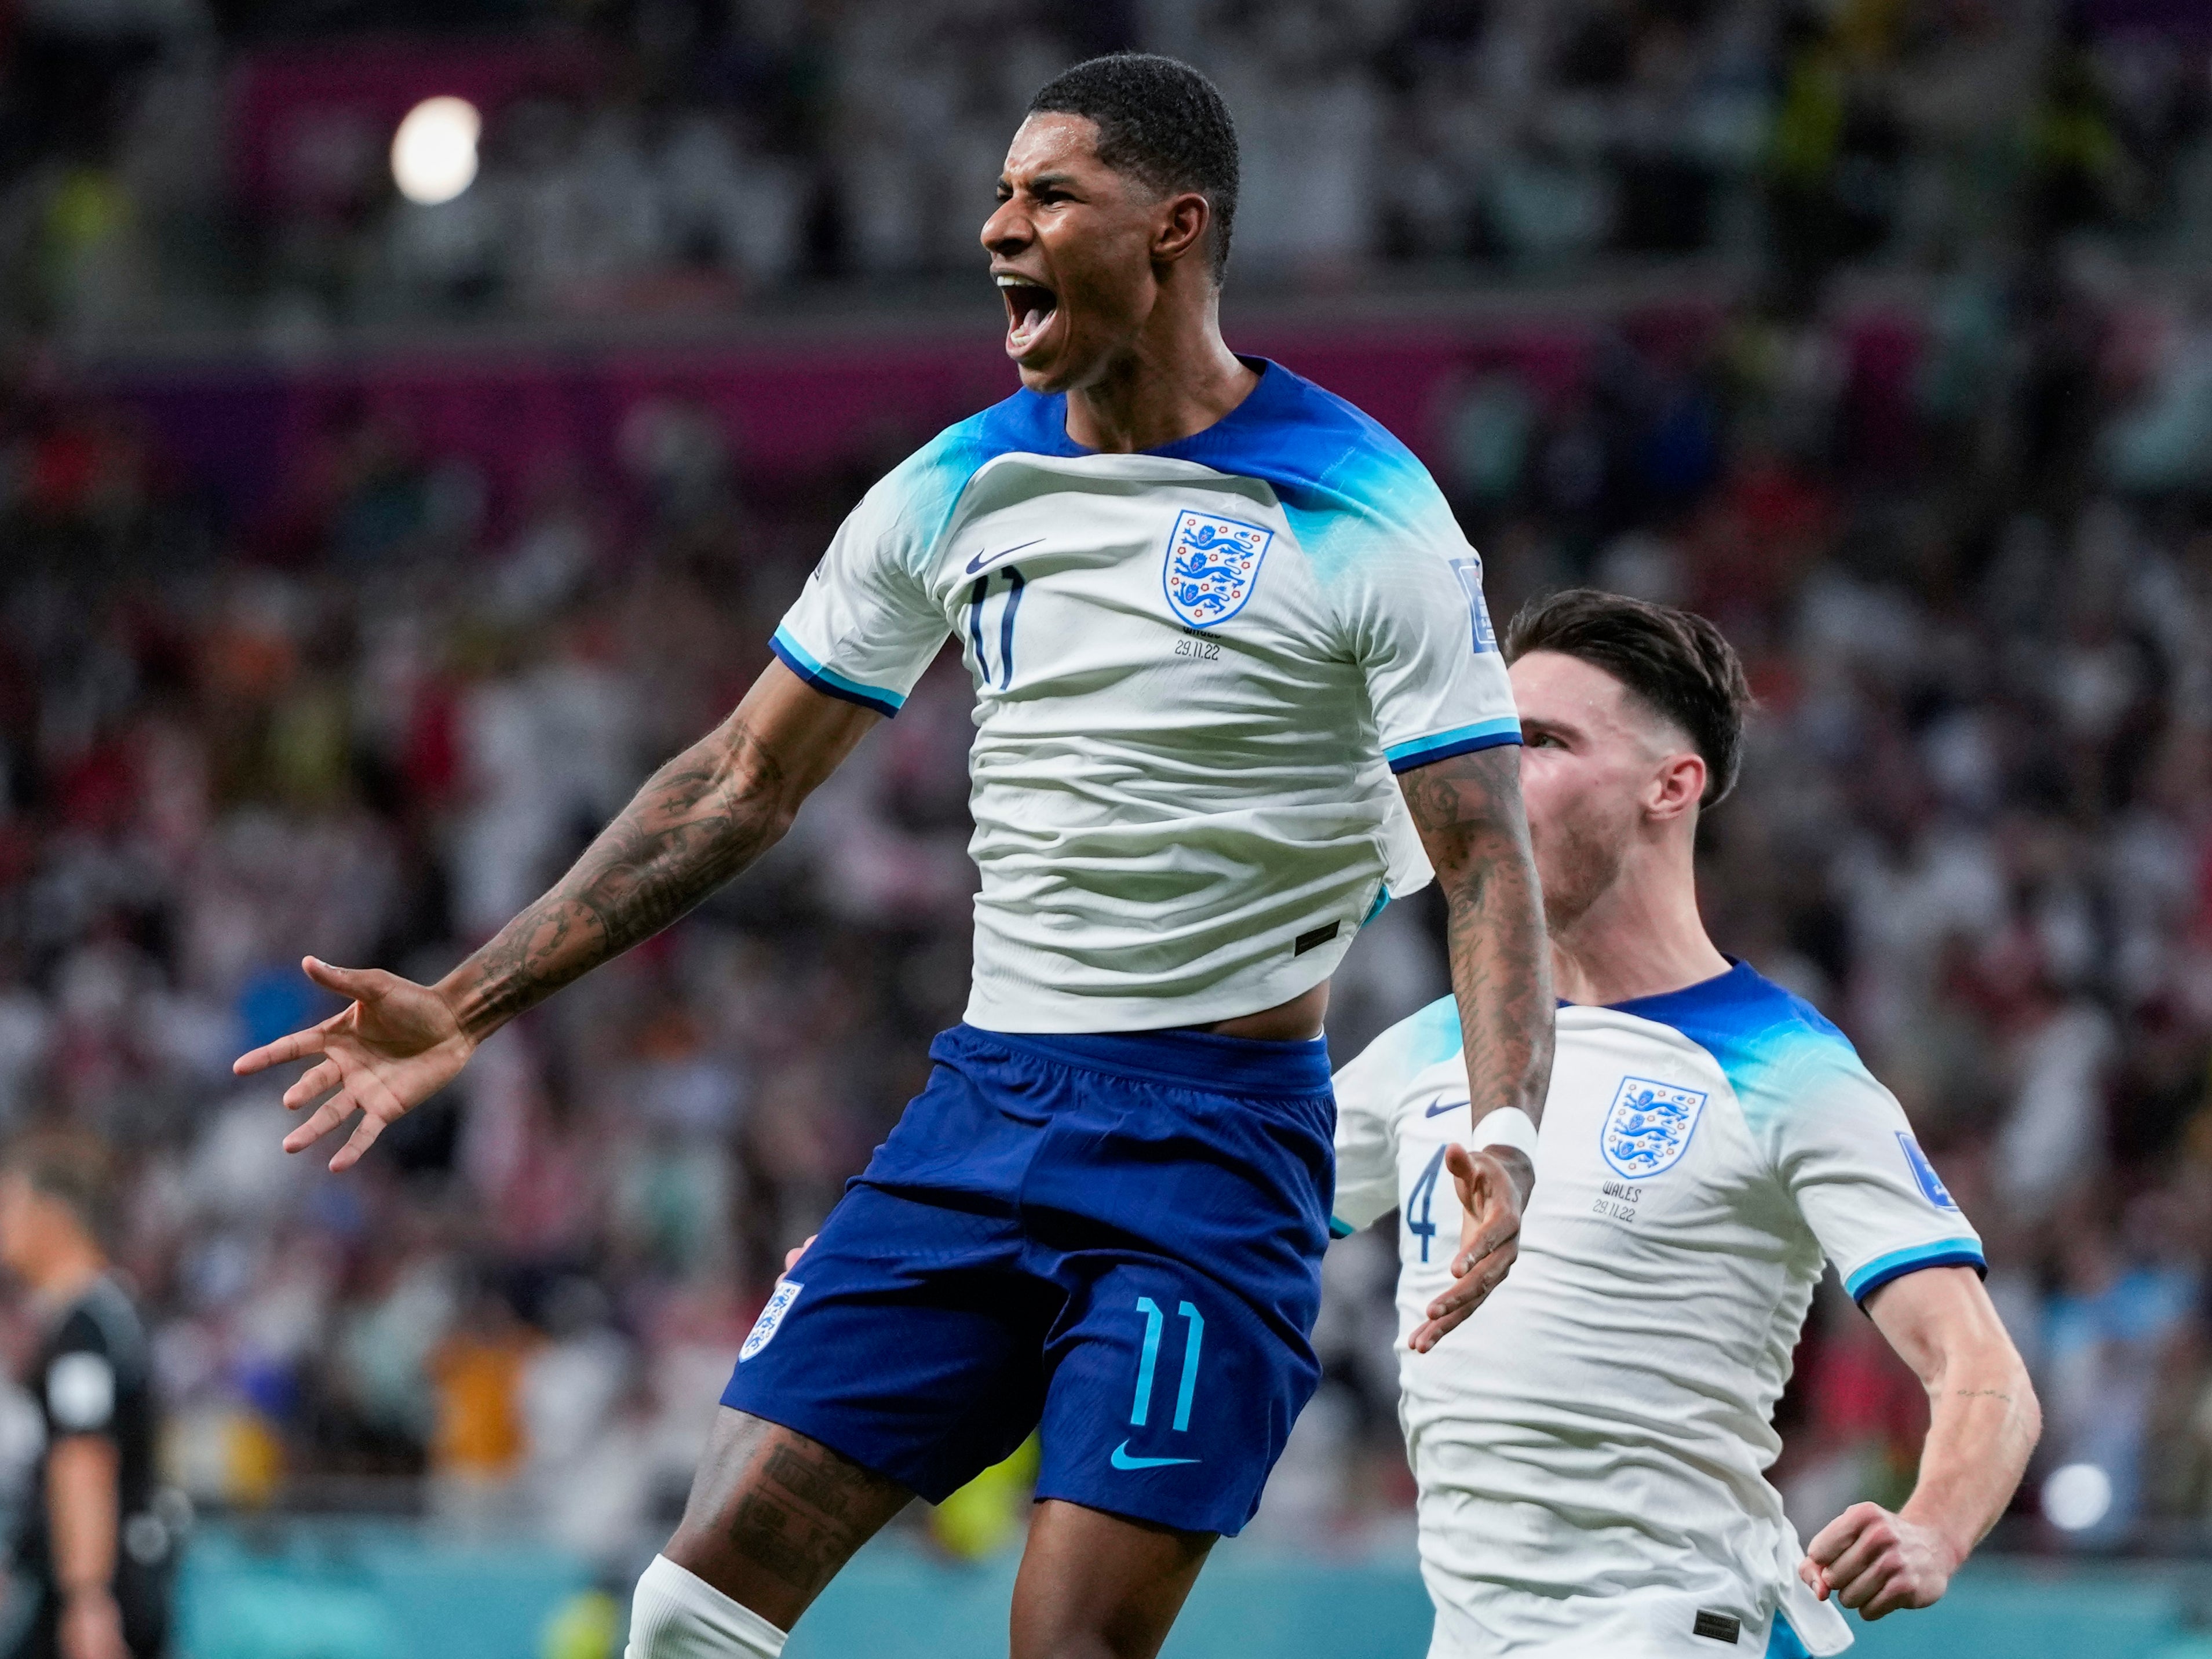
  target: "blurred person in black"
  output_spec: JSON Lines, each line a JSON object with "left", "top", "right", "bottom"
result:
{"left": 0, "top": 1137, "right": 169, "bottom": 1659}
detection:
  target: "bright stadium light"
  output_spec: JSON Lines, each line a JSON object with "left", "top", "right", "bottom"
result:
{"left": 391, "top": 96, "right": 481, "bottom": 206}
{"left": 2042, "top": 1462, "right": 2113, "bottom": 1533}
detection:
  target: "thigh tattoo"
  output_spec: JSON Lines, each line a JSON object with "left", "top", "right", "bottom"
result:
{"left": 713, "top": 1426, "right": 906, "bottom": 1591}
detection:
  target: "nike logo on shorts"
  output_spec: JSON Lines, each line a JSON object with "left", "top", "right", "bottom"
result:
{"left": 966, "top": 538, "right": 1043, "bottom": 574}
{"left": 1111, "top": 1440, "right": 1199, "bottom": 1471}
{"left": 1424, "top": 1099, "right": 1464, "bottom": 1118}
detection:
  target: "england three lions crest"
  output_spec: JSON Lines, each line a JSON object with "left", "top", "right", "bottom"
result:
{"left": 1599, "top": 1076, "right": 1709, "bottom": 1179}
{"left": 1162, "top": 509, "right": 1273, "bottom": 629}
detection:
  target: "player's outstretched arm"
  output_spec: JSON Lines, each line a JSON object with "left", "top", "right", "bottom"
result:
{"left": 1398, "top": 743, "right": 1553, "bottom": 1351}
{"left": 233, "top": 661, "right": 879, "bottom": 1171}
{"left": 1800, "top": 1265, "right": 2041, "bottom": 1619}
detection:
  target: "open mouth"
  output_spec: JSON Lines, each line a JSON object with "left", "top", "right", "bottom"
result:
{"left": 996, "top": 274, "right": 1058, "bottom": 356}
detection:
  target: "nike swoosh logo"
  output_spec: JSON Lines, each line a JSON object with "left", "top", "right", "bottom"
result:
{"left": 1111, "top": 1441, "right": 1199, "bottom": 1471}
{"left": 965, "top": 538, "right": 1043, "bottom": 574}
{"left": 1424, "top": 1099, "right": 1465, "bottom": 1118}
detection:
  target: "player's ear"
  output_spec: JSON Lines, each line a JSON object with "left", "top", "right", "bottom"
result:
{"left": 1646, "top": 750, "right": 1706, "bottom": 825}
{"left": 1153, "top": 190, "right": 1211, "bottom": 269}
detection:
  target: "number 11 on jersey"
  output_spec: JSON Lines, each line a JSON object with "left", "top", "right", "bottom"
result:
{"left": 967, "top": 568, "right": 1027, "bottom": 689}
{"left": 1130, "top": 1296, "right": 1204, "bottom": 1431}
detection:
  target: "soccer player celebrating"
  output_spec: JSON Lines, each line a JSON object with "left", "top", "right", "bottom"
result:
{"left": 234, "top": 54, "right": 1553, "bottom": 1659}
{"left": 1333, "top": 590, "right": 2039, "bottom": 1657}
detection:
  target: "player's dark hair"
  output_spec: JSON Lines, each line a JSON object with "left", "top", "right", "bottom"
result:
{"left": 1504, "top": 589, "right": 1753, "bottom": 808}
{"left": 6, "top": 1131, "right": 114, "bottom": 1244}
{"left": 1028, "top": 53, "right": 1240, "bottom": 282}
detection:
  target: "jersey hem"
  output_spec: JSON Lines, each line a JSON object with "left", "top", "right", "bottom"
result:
{"left": 962, "top": 948, "right": 1342, "bottom": 1036}
{"left": 1386, "top": 719, "right": 1524, "bottom": 774}
{"left": 769, "top": 628, "right": 905, "bottom": 718}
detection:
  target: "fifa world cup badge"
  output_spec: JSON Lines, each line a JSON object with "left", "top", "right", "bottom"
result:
{"left": 1162, "top": 509, "right": 1274, "bottom": 629}
{"left": 1599, "top": 1077, "right": 1709, "bottom": 1179}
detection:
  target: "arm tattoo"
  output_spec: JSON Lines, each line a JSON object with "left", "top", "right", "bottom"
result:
{"left": 444, "top": 717, "right": 795, "bottom": 1038}
{"left": 1400, "top": 746, "right": 1554, "bottom": 1152}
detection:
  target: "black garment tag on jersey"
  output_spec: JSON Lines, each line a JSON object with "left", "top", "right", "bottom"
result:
{"left": 1293, "top": 921, "right": 1341, "bottom": 956}
{"left": 1691, "top": 1610, "right": 1741, "bottom": 1643}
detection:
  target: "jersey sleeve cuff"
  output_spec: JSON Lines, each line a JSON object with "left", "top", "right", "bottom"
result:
{"left": 1843, "top": 1238, "right": 1987, "bottom": 1306}
{"left": 1328, "top": 1216, "right": 1356, "bottom": 1239}
{"left": 1384, "top": 717, "right": 1523, "bottom": 774}
{"left": 770, "top": 628, "right": 906, "bottom": 719}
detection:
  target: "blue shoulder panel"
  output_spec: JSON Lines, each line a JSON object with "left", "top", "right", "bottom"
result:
{"left": 1397, "top": 993, "right": 1464, "bottom": 1074}
{"left": 959, "top": 362, "right": 1454, "bottom": 583}
{"left": 1598, "top": 961, "right": 1862, "bottom": 1129}
{"left": 1151, "top": 362, "right": 1457, "bottom": 582}
{"left": 1349, "top": 993, "right": 1462, "bottom": 1088}
{"left": 976, "top": 360, "right": 1413, "bottom": 488}
{"left": 891, "top": 392, "right": 1072, "bottom": 569}
{"left": 1147, "top": 362, "right": 1418, "bottom": 502}
{"left": 1593, "top": 963, "right": 1986, "bottom": 1306}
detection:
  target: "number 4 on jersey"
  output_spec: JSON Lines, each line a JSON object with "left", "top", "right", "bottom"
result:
{"left": 1407, "top": 1144, "right": 1447, "bottom": 1263}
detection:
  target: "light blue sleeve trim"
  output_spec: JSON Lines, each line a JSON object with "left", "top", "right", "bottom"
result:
{"left": 1844, "top": 1238, "right": 1986, "bottom": 1304}
{"left": 769, "top": 626, "right": 906, "bottom": 718}
{"left": 1385, "top": 716, "right": 1524, "bottom": 773}
{"left": 1328, "top": 1217, "right": 1356, "bottom": 1239}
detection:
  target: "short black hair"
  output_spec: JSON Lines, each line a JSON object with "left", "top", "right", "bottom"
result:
{"left": 1503, "top": 589, "right": 1753, "bottom": 807}
{"left": 1028, "top": 53, "right": 1240, "bottom": 282}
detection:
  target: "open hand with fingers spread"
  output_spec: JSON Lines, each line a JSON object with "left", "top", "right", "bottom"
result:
{"left": 232, "top": 957, "right": 477, "bottom": 1172}
{"left": 1407, "top": 1142, "right": 1527, "bottom": 1352}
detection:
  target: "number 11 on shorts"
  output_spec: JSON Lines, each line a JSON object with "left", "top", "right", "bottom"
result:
{"left": 1130, "top": 1297, "right": 1204, "bottom": 1431}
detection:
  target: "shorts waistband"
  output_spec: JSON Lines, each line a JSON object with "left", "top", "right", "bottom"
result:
{"left": 951, "top": 1023, "right": 1334, "bottom": 1098}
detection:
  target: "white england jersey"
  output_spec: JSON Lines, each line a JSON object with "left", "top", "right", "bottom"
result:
{"left": 773, "top": 360, "right": 1520, "bottom": 1033}
{"left": 1333, "top": 962, "right": 1985, "bottom": 1658}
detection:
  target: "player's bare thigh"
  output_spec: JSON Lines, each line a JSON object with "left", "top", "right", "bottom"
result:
{"left": 1010, "top": 1499, "right": 1216, "bottom": 1659}
{"left": 663, "top": 1408, "right": 915, "bottom": 1631}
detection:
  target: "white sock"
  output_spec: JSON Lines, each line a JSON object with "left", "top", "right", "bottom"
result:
{"left": 625, "top": 1554, "right": 788, "bottom": 1658}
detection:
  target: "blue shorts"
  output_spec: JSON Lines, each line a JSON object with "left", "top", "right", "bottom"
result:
{"left": 721, "top": 1022, "right": 1335, "bottom": 1537}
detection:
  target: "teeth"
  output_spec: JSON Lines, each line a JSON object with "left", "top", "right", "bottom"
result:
{"left": 998, "top": 275, "right": 1054, "bottom": 349}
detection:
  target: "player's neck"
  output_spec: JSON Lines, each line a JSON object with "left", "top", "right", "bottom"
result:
{"left": 1062, "top": 293, "right": 1257, "bottom": 453}
{"left": 1550, "top": 840, "right": 1729, "bottom": 1008}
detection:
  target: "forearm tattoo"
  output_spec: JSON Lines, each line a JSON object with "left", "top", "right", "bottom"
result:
{"left": 1400, "top": 746, "right": 1555, "bottom": 1136}
{"left": 445, "top": 717, "right": 794, "bottom": 1037}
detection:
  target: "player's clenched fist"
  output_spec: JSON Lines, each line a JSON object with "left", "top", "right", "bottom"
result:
{"left": 1799, "top": 1501, "right": 1960, "bottom": 1620}
{"left": 1408, "top": 1142, "right": 1525, "bottom": 1353}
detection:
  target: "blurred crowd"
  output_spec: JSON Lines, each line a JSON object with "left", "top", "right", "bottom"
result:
{"left": 0, "top": 0, "right": 2209, "bottom": 1585}
{"left": 3, "top": 0, "right": 2209, "bottom": 333}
